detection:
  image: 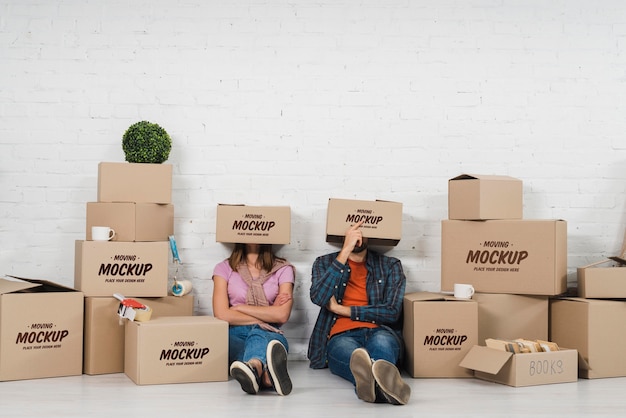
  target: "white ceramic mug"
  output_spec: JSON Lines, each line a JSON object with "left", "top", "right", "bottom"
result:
{"left": 92, "top": 226, "right": 115, "bottom": 241}
{"left": 454, "top": 283, "right": 475, "bottom": 299}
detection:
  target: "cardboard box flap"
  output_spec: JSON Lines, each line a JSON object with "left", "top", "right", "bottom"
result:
{"left": 556, "top": 296, "right": 591, "bottom": 304}
{"left": 579, "top": 258, "right": 625, "bottom": 269}
{"left": 459, "top": 345, "right": 513, "bottom": 375}
{"left": 6, "top": 275, "right": 78, "bottom": 292}
{"left": 134, "top": 316, "right": 192, "bottom": 327}
{"left": 450, "top": 174, "right": 520, "bottom": 182}
{"left": 403, "top": 291, "right": 459, "bottom": 303}
{"left": 0, "top": 277, "right": 41, "bottom": 294}
{"left": 217, "top": 203, "right": 244, "bottom": 207}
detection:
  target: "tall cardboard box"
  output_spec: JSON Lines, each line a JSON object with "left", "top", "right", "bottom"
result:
{"left": 473, "top": 293, "right": 548, "bottom": 345}
{"left": 74, "top": 240, "right": 169, "bottom": 297}
{"left": 326, "top": 198, "right": 403, "bottom": 246}
{"left": 216, "top": 204, "right": 291, "bottom": 244}
{"left": 125, "top": 316, "right": 228, "bottom": 385}
{"left": 550, "top": 297, "right": 626, "bottom": 379}
{"left": 86, "top": 202, "right": 174, "bottom": 242}
{"left": 460, "top": 345, "right": 578, "bottom": 387}
{"left": 83, "top": 295, "right": 194, "bottom": 375}
{"left": 403, "top": 292, "right": 478, "bottom": 378}
{"left": 448, "top": 174, "right": 523, "bottom": 220}
{"left": 0, "top": 276, "right": 84, "bottom": 381}
{"left": 441, "top": 219, "right": 567, "bottom": 296}
{"left": 97, "top": 162, "right": 172, "bottom": 204}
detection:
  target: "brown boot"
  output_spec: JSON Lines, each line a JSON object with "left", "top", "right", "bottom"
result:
{"left": 349, "top": 348, "right": 375, "bottom": 403}
{"left": 372, "top": 359, "right": 411, "bottom": 405}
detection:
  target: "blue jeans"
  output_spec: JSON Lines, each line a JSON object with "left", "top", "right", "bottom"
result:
{"left": 229, "top": 324, "right": 289, "bottom": 366}
{"left": 327, "top": 327, "right": 402, "bottom": 385}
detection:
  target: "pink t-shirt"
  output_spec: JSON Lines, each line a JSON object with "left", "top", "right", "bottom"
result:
{"left": 212, "top": 260, "right": 295, "bottom": 307}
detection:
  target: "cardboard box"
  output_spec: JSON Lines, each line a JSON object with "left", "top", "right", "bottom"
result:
{"left": 326, "top": 198, "right": 402, "bottom": 246}
{"left": 459, "top": 345, "right": 578, "bottom": 387}
{"left": 577, "top": 259, "right": 626, "bottom": 298}
{"left": 125, "top": 316, "right": 228, "bottom": 385}
{"left": 473, "top": 293, "right": 548, "bottom": 346}
{"left": 74, "top": 240, "right": 169, "bottom": 297}
{"left": 0, "top": 276, "right": 84, "bottom": 381}
{"left": 403, "top": 292, "right": 478, "bottom": 378}
{"left": 86, "top": 202, "right": 174, "bottom": 242}
{"left": 97, "top": 162, "right": 172, "bottom": 204}
{"left": 448, "top": 174, "right": 523, "bottom": 220}
{"left": 83, "top": 295, "right": 194, "bottom": 375}
{"left": 215, "top": 204, "right": 291, "bottom": 244}
{"left": 441, "top": 219, "right": 567, "bottom": 296}
{"left": 550, "top": 297, "right": 626, "bottom": 379}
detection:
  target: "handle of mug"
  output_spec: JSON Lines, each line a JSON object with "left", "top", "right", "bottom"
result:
{"left": 109, "top": 229, "right": 116, "bottom": 240}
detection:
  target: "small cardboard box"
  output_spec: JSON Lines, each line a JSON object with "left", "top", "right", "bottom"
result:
{"left": 577, "top": 259, "right": 626, "bottom": 298}
{"left": 448, "top": 174, "right": 523, "bottom": 220}
{"left": 125, "top": 316, "right": 228, "bottom": 385}
{"left": 74, "top": 240, "right": 169, "bottom": 297}
{"left": 459, "top": 345, "right": 578, "bottom": 387}
{"left": 403, "top": 292, "right": 478, "bottom": 378}
{"left": 550, "top": 297, "right": 626, "bottom": 379}
{"left": 216, "top": 204, "right": 291, "bottom": 244}
{"left": 83, "top": 295, "right": 194, "bottom": 375}
{"left": 86, "top": 202, "right": 174, "bottom": 242}
{"left": 473, "top": 293, "right": 548, "bottom": 346}
{"left": 441, "top": 219, "right": 567, "bottom": 296}
{"left": 97, "top": 162, "right": 172, "bottom": 204}
{"left": 326, "top": 198, "right": 403, "bottom": 246}
{"left": 0, "top": 276, "right": 84, "bottom": 381}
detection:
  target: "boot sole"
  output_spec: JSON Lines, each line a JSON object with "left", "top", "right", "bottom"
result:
{"left": 372, "top": 359, "right": 411, "bottom": 405}
{"left": 350, "top": 348, "right": 375, "bottom": 403}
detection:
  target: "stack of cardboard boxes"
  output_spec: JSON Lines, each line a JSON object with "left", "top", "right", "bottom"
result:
{"left": 550, "top": 235, "right": 626, "bottom": 379}
{"left": 404, "top": 174, "right": 578, "bottom": 387}
{"left": 74, "top": 162, "right": 228, "bottom": 385}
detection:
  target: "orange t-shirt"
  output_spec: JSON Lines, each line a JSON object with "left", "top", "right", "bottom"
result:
{"left": 329, "top": 259, "right": 378, "bottom": 337}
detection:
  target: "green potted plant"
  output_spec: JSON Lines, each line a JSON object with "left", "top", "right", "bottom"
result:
{"left": 122, "top": 120, "right": 172, "bottom": 163}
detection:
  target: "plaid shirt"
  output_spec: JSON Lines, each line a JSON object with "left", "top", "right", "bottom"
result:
{"left": 307, "top": 250, "right": 407, "bottom": 369}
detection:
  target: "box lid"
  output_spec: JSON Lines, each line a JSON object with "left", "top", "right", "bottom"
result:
{"left": 404, "top": 291, "right": 474, "bottom": 303}
{"left": 556, "top": 296, "right": 598, "bottom": 304}
{"left": 0, "top": 277, "right": 40, "bottom": 294}
{"left": 578, "top": 258, "right": 622, "bottom": 269}
{"left": 3, "top": 275, "right": 79, "bottom": 293}
{"left": 133, "top": 315, "right": 226, "bottom": 328}
{"left": 450, "top": 174, "right": 520, "bottom": 182}
{"left": 459, "top": 345, "right": 513, "bottom": 375}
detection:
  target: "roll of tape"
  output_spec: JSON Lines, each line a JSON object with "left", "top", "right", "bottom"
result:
{"left": 133, "top": 305, "right": 152, "bottom": 322}
{"left": 171, "top": 280, "right": 192, "bottom": 297}
{"left": 116, "top": 295, "right": 153, "bottom": 322}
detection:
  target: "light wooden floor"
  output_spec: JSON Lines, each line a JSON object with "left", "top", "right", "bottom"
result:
{"left": 0, "top": 361, "right": 624, "bottom": 417}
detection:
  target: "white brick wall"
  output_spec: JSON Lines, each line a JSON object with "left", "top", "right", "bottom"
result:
{"left": 2, "top": 0, "right": 626, "bottom": 360}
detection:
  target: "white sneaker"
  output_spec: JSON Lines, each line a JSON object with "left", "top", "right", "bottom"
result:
{"left": 230, "top": 361, "right": 260, "bottom": 395}
{"left": 266, "top": 340, "right": 292, "bottom": 396}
